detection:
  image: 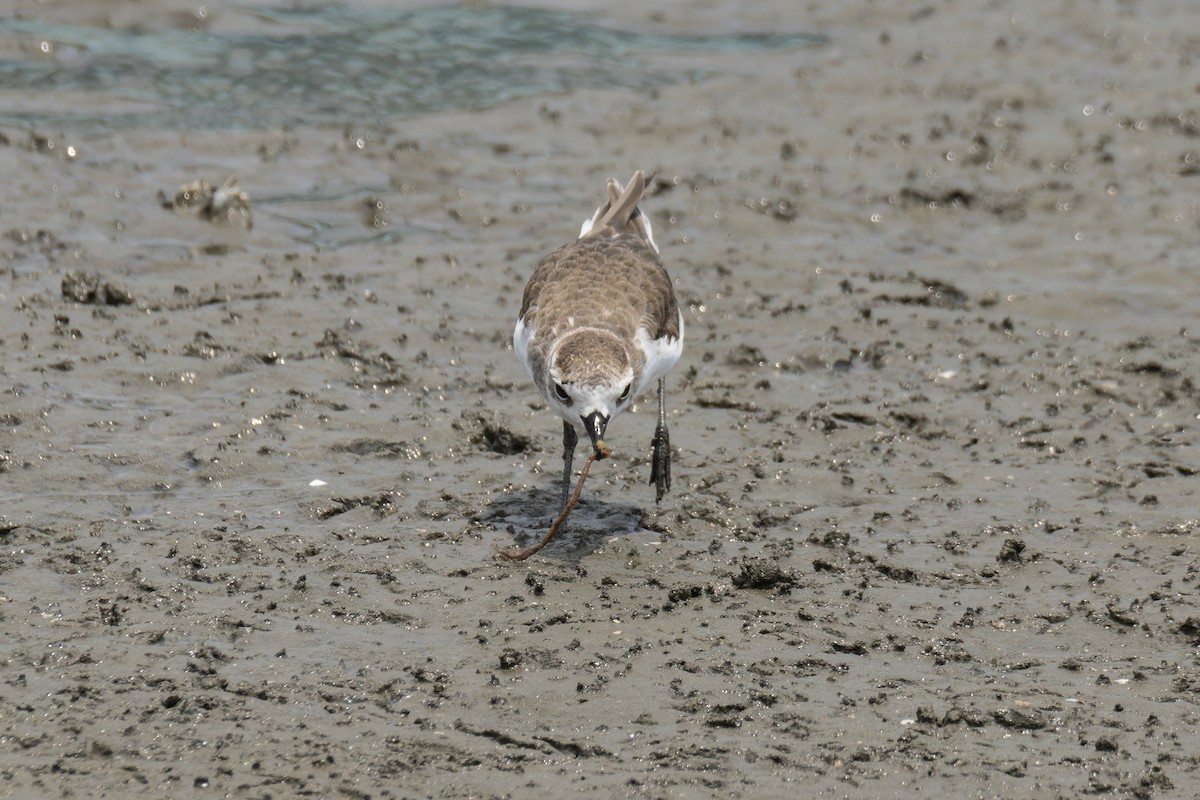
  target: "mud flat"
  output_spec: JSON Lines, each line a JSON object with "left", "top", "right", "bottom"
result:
{"left": 1, "top": 1, "right": 1198, "bottom": 797}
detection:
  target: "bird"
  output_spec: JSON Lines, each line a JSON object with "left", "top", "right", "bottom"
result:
{"left": 514, "top": 170, "right": 683, "bottom": 511}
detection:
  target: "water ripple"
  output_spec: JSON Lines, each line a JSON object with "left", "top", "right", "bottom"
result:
{"left": 0, "top": 5, "right": 823, "bottom": 134}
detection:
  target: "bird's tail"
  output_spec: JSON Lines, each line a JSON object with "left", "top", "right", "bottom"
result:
{"left": 578, "top": 170, "right": 659, "bottom": 254}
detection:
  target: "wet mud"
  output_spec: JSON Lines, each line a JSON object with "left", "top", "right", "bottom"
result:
{"left": 2, "top": 1, "right": 1199, "bottom": 798}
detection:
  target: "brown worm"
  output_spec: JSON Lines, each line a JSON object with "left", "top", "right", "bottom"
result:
{"left": 500, "top": 445, "right": 610, "bottom": 562}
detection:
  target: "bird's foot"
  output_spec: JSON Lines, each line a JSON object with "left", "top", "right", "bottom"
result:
{"left": 649, "top": 422, "right": 671, "bottom": 504}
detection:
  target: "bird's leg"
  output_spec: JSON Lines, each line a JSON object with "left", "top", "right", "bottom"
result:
{"left": 560, "top": 420, "right": 578, "bottom": 509}
{"left": 649, "top": 376, "right": 671, "bottom": 504}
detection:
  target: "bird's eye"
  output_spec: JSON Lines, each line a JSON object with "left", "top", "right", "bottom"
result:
{"left": 618, "top": 383, "right": 631, "bottom": 403}
{"left": 553, "top": 383, "right": 572, "bottom": 404}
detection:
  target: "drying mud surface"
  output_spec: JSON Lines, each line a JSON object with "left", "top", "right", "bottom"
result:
{"left": 3, "top": 1, "right": 1200, "bottom": 798}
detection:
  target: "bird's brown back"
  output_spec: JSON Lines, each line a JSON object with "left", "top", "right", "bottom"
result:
{"left": 519, "top": 235, "right": 680, "bottom": 348}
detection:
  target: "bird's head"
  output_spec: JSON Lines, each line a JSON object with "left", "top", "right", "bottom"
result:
{"left": 547, "top": 330, "right": 637, "bottom": 457}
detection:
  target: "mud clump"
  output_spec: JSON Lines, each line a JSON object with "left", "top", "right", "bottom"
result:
{"left": 61, "top": 270, "right": 133, "bottom": 305}
{"left": 731, "top": 558, "right": 796, "bottom": 591}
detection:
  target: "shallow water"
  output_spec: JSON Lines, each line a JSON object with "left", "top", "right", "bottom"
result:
{"left": 0, "top": 5, "right": 821, "bottom": 133}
